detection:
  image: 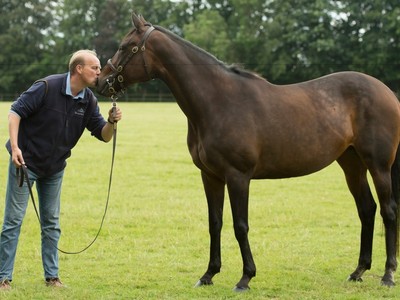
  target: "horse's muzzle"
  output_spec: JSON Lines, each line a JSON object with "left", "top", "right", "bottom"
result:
{"left": 96, "top": 78, "right": 111, "bottom": 96}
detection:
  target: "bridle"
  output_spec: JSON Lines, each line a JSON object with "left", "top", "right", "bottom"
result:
{"left": 103, "top": 24, "right": 156, "bottom": 99}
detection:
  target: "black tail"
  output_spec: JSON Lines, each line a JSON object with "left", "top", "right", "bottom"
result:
{"left": 391, "top": 144, "right": 400, "bottom": 255}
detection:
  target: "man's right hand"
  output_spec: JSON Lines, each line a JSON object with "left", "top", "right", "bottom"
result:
{"left": 11, "top": 147, "right": 25, "bottom": 168}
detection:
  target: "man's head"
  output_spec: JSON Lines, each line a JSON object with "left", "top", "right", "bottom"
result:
{"left": 69, "top": 50, "right": 101, "bottom": 88}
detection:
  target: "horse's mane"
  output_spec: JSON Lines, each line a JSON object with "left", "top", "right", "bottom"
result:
{"left": 228, "top": 65, "right": 265, "bottom": 80}
{"left": 154, "top": 25, "right": 264, "bottom": 81}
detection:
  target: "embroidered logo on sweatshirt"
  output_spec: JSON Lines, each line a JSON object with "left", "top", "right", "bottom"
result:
{"left": 74, "top": 108, "right": 85, "bottom": 116}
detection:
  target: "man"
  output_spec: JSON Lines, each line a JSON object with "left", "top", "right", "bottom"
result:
{"left": 0, "top": 50, "right": 122, "bottom": 290}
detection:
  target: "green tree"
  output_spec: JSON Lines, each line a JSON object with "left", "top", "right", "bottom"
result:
{"left": 93, "top": 0, "right": 132, "bottom": 65}
{"left": 336, "top": 0, "right": 400, "bottom": 91}
{"left": 183, "top": 10, "right": 231, "bottom": 61}
{"left": 50, "top": 0, "right": 105, "bottom": 65}
{"left": 256, "top": 0, "right": 341, "bottom": 83}
{"left": 0, "top": 0, "right": 54, "bottom": 97}
{"left": 220, "top": 0, "right": 271, "bottom": 69}
{"left": 1, "top": 0, "right": 399, "bottom": 99}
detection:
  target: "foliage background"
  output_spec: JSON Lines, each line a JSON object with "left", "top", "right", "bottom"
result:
{"left": 1, "top": 0, "right": 399, "bottom": 101}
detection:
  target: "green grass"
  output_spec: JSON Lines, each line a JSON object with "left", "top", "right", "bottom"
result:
{"left": 0, "top": 102, "right": 398, "bottom": 299}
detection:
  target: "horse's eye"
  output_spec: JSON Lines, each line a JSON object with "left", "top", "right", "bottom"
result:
{"left": 118, "top": 46, "right": 125, "bottom": 51}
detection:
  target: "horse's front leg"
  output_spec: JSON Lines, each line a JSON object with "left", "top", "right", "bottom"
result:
{"left": 226, "top": 174, "right": 256, "bottom": 291}
{"left": 195, "top": 171, "right": 225, "bottom": 287}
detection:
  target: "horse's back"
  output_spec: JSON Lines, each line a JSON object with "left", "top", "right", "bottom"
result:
{"left": 248, "top": 72, "right": 400, "bottom": 178}
{"left": 297, "top": 71, "right": 400, "bottom": 141}
{"left": 278, "top": 71, "right": 398, "bottom": 110}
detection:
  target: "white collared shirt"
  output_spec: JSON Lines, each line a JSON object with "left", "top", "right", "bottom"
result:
{"left": 66, "top": 72, "right": 85, "bottom": 100}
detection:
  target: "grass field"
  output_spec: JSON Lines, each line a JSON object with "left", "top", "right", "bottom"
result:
{"left": 0, "top": 102, "right": 398, "bottom": 299}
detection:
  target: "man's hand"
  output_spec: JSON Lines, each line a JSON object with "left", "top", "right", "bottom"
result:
{"left": 107, "top": 106, "right": 122, "bottom": 124}
{"left": 11, "top": 147, "right": 24, "bottom": 168}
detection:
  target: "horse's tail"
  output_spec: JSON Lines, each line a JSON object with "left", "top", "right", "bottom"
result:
{"left": 391, "top": 144, "right": 400, "bottom": 255}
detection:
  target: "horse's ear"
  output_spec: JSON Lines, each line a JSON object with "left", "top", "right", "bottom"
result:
{"left": 131, "top": 12, "right": 143, "bottom": 30}
{"left": 139, "top": 15, "right": 147, "bottom": 24}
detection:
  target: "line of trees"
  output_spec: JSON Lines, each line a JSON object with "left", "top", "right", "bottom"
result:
{"left": 1, "top": 0, "right": 399, "bottom": 101}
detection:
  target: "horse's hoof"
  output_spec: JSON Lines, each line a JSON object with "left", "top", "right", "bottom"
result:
{"left": 380, "top": 279, "right": 395, "bottom": 287}
{"left": 381, "top": 271, "right": 395, "bottom": 287}
{"left": 347, "top": 276, "right": 363, "bottom": 282}
{"left": 233, "top": 285, "right": 250, "bottom": 292}
{"left": 194, "top": 279, "right": 213, "bottom": 287}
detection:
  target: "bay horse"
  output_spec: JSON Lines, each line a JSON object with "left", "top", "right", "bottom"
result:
{"left": 97, "top": 12, "right": 400, "bottom": 290}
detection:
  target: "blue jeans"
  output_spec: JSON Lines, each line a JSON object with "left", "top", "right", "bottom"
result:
{"left": 0, "top": 159, "right": 64, "bottom": 281}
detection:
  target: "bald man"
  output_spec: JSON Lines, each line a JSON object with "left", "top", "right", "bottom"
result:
{"left": 0, "top": 50, "right": 122, "bottom": 290}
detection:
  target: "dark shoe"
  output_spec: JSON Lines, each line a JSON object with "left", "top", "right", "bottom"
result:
{"left": 0, "top": 279, "right": 11, "bottom": 291}
{"left": 45, "top": 277, "right": 64, "bottom": 288}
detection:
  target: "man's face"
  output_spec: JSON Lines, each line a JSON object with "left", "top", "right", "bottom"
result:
{"left": 79, "top": 55, "right": 101, "bottom": 88}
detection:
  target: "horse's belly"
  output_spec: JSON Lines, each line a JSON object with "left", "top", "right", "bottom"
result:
{"left": 253, "top": 160, "right": 333, "bottom": 179}
{"left": 253, "top": 141, "right": 347, "bottom": 179}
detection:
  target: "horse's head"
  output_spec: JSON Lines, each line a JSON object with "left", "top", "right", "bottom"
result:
{"left": 97, "top": 12, "right": 156, "bottom": 97}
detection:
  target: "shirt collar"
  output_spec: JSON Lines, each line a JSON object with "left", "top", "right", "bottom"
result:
{"left": 66, "top": 72, "right": 85, "bottom": 100}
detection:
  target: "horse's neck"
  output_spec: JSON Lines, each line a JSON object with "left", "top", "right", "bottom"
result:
{"left": 156, "top": 38, "right": 227, "bottom": 120}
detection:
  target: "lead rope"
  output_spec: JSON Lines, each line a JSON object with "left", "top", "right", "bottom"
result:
{"left": 17, "top": 99, "right": 118, "bottom": 254}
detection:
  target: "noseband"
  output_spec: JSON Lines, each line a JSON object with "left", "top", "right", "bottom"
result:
{"left": 104, "top": 24, "right": 155, "bottom": 98}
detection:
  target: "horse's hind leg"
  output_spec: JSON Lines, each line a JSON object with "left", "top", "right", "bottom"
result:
{"left": 369, "top": 166, "right": 398, "bottom": 286}
{"left": 195, "top": 171, "right": 225, "bottom": 287}
{"left": 337, "top": 148, "right": 377, "bottom": 282}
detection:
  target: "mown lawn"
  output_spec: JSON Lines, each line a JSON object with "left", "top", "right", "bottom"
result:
{"left": 0, "top": 102, "right": 397, "bottom": 299}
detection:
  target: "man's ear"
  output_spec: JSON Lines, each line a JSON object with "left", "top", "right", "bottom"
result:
{"left": 76, "top": 64, "right": 84, "bottom": 74}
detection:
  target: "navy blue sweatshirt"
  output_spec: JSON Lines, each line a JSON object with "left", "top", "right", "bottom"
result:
{"left": 6, "top": 73, "right": 107, "bottom": 177}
